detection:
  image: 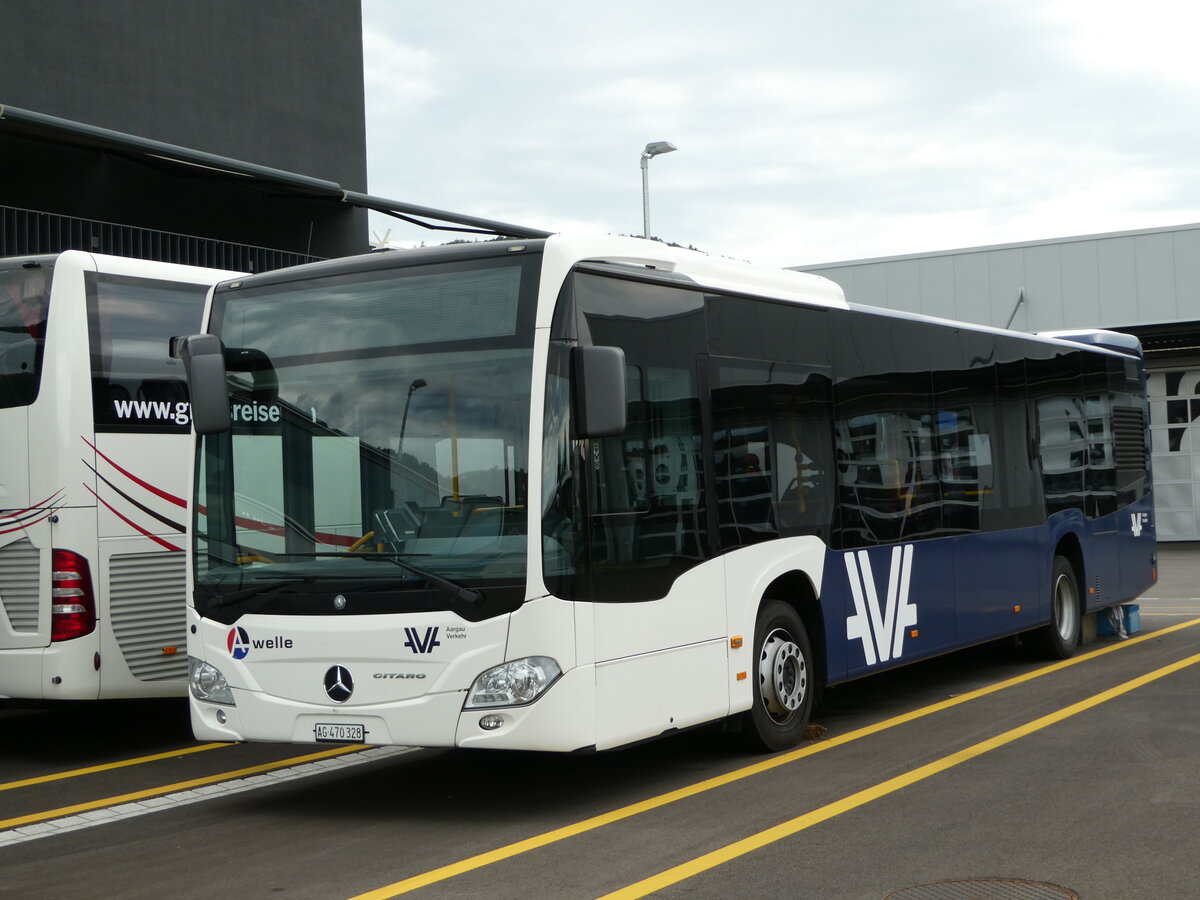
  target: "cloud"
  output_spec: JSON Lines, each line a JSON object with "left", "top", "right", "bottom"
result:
{"left": 362, "top": 32, "right": 438, "bottom": 116}
{"left": 361, "top": 0, "right": 1200, "bottom": 266}
{"left": 1038, "top": 0, "right": 1200, "bottom": 88}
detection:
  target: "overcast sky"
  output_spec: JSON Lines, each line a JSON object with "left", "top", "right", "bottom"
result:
{"left": 360, "top": 0, "right": 1200, "bottom": 268}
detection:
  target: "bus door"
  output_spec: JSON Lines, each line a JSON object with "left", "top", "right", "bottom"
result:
{"left": 0, "top": 261, "right": 53, "bottom": 658}
{"left": 566, "top": 271, "right": 726, "bottom": 748}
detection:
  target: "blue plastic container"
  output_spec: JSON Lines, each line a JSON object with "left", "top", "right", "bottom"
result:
{"left": 1097, "top": 603, "right": 1140, "bottom": 636}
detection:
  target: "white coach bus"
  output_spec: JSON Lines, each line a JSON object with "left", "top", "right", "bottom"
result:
{"left": 0, "top": 251, "right": 238, "bottom": 700}
{"left": 180, "top": 235, "right": 1154, "bottom": 752}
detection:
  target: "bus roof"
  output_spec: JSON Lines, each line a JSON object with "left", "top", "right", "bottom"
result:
{"left": 201, "top": 235, "right": 1141, "bottom": 358}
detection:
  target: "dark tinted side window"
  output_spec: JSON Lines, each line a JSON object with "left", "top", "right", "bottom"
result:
{"left": 706, "top": 293, "right": 834, "bottom": 548}
{"left": 0, "top": 261, "right": 52, "bottom": 410}
{"left": 992, "top": 341, "right": 1043, "bottom": 529}
{"left": 710, "top": 358, "right": 834, "bottom": 547}
{"left": 562, "top": 272, "right": 710, "bottom": 601}
{"left": 86, "top": 273, "right": 209, "bottom": 432}
{"left": 832, "top": 313, "right": 941, "bottom": 548}
{"left": 1028, "top": 348, "right": 1087, "bottom": 516}
{"left": 706, "top": 291, "right": 829, "bottom": 366}
{"left": 1028, "top": 343, "right": 1148, "bottom": 520}
{"left": 932, "top": 330, "right": 999, "bottom": 535}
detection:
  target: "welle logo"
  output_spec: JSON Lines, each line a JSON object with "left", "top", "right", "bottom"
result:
{"left": 226, "top": 626, "right": 293, "bottom": 659}
{"left": 228, "top": 626, "right": 251, "bottom": 660}
{"left": 844, "top": 545, "right": 918, "bottom": 666}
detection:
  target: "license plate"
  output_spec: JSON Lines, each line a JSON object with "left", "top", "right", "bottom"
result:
{"left": 314, "top": 722, "right": 365, "bottom": 743}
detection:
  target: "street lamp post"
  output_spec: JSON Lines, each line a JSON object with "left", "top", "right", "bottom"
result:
{"left": 640, "top": 140, "right": 677, "bottom": 239}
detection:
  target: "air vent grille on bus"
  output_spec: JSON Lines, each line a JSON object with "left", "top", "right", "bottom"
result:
{"left": 0, "top": 539, "right": 41, "bottom": 633}
{"left": 1112, "top": 406, "right": 1148, "bottom": 471}
{"left": 109, "top": 552, "right": 188, "bottom": 682}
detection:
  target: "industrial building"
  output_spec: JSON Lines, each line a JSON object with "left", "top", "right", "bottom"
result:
{"left": 798, "top": 222, "right": 1200, "bottom": 541}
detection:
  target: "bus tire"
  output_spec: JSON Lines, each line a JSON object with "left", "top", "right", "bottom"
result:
{"left": 744, "top": 599, "right": 814, "bottom": 752}
{"left": 1033, "top": 556, "right": 1081, "bottom": 659}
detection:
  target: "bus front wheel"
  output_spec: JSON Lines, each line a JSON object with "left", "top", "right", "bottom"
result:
{"left": 744, "top": 599, "right": 814, "bottom": 752}
{"left": 1033, "top": 556, "right": 1081, "bottom": 659}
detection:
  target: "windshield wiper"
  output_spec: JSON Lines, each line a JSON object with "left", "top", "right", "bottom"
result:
{"left": 365, "top": 554, "right": 483, "bottom": 605}
{"left": 269, "top": 551, "right": 483, "bottom": 605}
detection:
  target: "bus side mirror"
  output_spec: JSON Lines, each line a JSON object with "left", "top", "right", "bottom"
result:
{"left": 176, "top": 334, "right": 231, "bottom": 435}
{"left": 572, "top": 345, "right": 627, "bottom": 438}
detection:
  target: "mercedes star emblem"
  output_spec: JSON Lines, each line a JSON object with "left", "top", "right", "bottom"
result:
{"left": 333, "top": 594, "right": 347, "bottom": 611}
{"left": 324, "top": 665, "right": 354, "bottom": 703}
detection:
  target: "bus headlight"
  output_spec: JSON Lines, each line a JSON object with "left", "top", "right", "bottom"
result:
{"left": 465, "top": 656, "right": 561, "bottom": 709}
{"left": 189, "top": 657, "right": 235, "bottom": 705}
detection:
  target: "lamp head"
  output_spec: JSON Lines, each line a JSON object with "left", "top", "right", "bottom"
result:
{"left": 642, "top": 141, "right": 678, "bottom": 158}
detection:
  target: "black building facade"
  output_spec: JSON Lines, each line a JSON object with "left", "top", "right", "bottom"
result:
{"left": 0, "top": 0, "right": 369, "bottom": 269}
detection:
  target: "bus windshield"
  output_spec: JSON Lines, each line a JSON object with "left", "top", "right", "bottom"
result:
{"left": 0, "top": 258, "right": 53, "bottom": 409}
{"left": 193, "top": 250, "right": 539, "bottom": 621}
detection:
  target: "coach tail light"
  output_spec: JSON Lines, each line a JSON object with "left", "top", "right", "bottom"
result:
{"left": 189, "top": 657, "right": 236, "bottom": 705}
{"left": 465, "top": 656, "right": 562, "bottom": 709}
{"left": 50, "top": 550, "right": 97, "bottom": 641}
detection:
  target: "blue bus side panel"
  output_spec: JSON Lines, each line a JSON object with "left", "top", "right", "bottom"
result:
{"left": 1117, "top": 494, "right": 1157, "bottom": 603}
{"left": 1047, "top": 502, "right": 1157, "bottom": 611}
{"left": 821, "top": 539, "right": 959, "bottom": 683}
{"left": 820, "top": 494, "right": 1157, "bottom": 688}
{"left": 952, "top": 529, "right": 1043, "bottom": 645}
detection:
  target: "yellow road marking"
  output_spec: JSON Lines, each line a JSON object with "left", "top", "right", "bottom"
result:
{"left": 0, "top": 745, "right": 369, "bottom": 830}
{"left": 0, "top": 743, "right": 232, "bottom": 793}
{"left": 347, "top": 617, "right": 1200, "bottom": 899}
{"left": 600, "top": 649, "right": 1200, "bottom": 899}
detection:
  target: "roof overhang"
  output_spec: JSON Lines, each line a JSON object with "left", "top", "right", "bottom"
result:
{"left": 0, "top": 103, "right": 551, "bottom": 239}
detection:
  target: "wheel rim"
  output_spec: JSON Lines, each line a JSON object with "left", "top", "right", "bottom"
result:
{"left": 759, "top": 627, "right": 807, "bottom": 723}
{"left": 1053, "top": 572, "right": 1078, "bottom": 641}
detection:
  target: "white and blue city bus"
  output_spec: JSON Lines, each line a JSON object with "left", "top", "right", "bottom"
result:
{"left": 0, "top": 251, "right": 238, "bottom": 700}
{"left": 180, "top": 235, "right": 1155, "bottom": 752}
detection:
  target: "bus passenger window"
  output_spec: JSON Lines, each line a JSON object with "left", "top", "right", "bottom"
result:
{"left": 0, "top": 265, "right": 50, "bottom": 409}
{"left": 710, "top": 359, "right": 833, "bottom": 547}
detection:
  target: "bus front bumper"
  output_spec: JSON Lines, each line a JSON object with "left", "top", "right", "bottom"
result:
{"left": 190, "top": 664, "right": 596, "bottom": 752}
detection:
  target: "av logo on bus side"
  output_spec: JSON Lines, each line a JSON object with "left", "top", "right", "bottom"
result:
{"left": 844, "top": 545, "right": 918, "bottom": 666}
{"left": 404, "top": 626, "right": 440, "bottom": 654}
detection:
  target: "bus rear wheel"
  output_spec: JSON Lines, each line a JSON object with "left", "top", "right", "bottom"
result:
{"left": 1032, "top": 556, "right": 1081, "bottom": 659}
{"left": 744, "top": 600, "right": 814, "bottom": 752}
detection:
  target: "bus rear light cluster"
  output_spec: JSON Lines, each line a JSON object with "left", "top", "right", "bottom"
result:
{"left": 51, "top": 550, "right": 97, "bottom": 642}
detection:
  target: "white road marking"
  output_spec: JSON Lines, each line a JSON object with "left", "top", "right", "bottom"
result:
{"left": 0, "top": 746, "right": 416, "bottom": 848}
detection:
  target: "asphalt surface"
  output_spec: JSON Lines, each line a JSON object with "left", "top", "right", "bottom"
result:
{"left": 1, "top": 545, "right": 1198, "bottom": 899}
